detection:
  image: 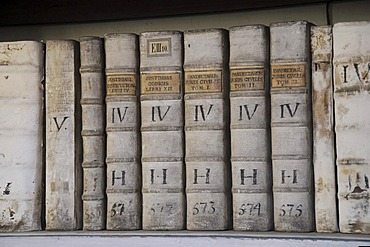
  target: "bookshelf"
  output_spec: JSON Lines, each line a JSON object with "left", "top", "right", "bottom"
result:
{"left": 1, "top": 0, "right": 370, "bottom": 246}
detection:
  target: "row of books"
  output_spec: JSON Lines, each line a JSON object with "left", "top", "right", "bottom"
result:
{"left": 0, "top": 20, "right": 369, "bottom": 233}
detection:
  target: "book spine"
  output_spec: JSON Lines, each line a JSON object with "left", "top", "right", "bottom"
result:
{"left": 229, "top": 25, "right": 272, "bottom": 231}
{"left": 104, "top": 33, "right": 141, "bottom": 230}
{"left": 80, "top": 37, "right": 106, "bottom": 230}
{"left": 45, "top": 40, "right": 82, "bottom": 230}
{"left": 0, "top": 41, "right": 44, "bottom": 232}
{"left": 270, "top": 21, "right": 313, "bottom": 232}
{"left": 311, "top": 26, "right": 338, "bottom": 233}
{"left": 140, "top": 31, "right": 185, "bottom": 230}
{"left": 184, "top": 29, "right": 230, "bottom": 230}
{"left": 333, "top": 21, "right": 370, "bottom": 234}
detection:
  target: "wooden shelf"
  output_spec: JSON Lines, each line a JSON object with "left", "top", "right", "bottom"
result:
{"left": 0, "top": 0, "right": 332, "bottom": 26}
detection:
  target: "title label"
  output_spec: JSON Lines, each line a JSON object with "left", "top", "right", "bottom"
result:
{"left": 141, "top": 73, "right": 180, "bottom": 94}
{"left": 106, "top": 74, "right": 136, "bottom": 96}
{"left": 147, "top": 38, "right": 172, "bottom": 57}
{"left": 271, "top": 64, "right": 306, "bottom": 88}
{"left": 185, "top": 70, "right": 222, "bottom": 93}
{"left": 230, "top": 68, "right": 265, "bottom": 91}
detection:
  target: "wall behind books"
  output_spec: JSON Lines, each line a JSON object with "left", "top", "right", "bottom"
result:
{"left": 0, "top": 0, "right": 369, "bottom": 42}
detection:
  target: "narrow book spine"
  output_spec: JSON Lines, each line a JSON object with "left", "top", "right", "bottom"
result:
{"left": 184, "top": 29, "right": 230, "bottom": 230}
{"left": 333, "top": 21, "right": 370, "bottom": 234}
{"left": 311, "top": 26, "right": 338, "bottom": 233}
{"left": 229, "top": 25, "right": 272, "bottom": 231}
{"left": 80, "top": 37, "right": 106, "bottom": 230}
{"left": 0, "top": 41, "right": 44, "bottom": 232}
{"left": 140, "top": 31, "right": 185, "bottom": 230}
{"left": 270, "top": 21, "right": 313, "bottom": 232}
{"left": 105, "top": 33, "right": 141, "bottom": 230}
{"left": 45, "top": 40, "right": 82, "bottom": 230}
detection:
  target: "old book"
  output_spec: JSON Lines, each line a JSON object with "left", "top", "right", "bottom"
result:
{"left": 80, "top": 37, "right": 106, "bottom": 230}
{"left": 311, "top": 26, "right": 338, "bottom": 233}
{"left": 45, "top": 40, "right": 82, "bottom": 230}
{"left": 184, "top": 29, "right": 230, "bottom": 230}
{"left": 105, "top": 33, "right": 141, "bottom": 230}
{"left": 229, "top": 25, "right": 272, "bottom": 231}
{"left": 0, "top": 41, "right": 44, "bottom": 232}
{"left": 270, "top": 21, "right": 313, "bottom": 232}
{"left": 140, "top": 31, "right": 185, "bottom": 230}
{"left": 333, "top": 21, "right": 370, "bottom": 234}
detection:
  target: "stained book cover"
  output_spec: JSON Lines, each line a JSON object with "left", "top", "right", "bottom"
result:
{"left": 333, "top": 21, "right": 370, "bottom": 234}
{"left": 80, "top": 36, "right": 106, "bottom": 230}
{"left": 105, "top": 33, "right": 141, "bottom": 230}
{"left": 140, "top": 31, "right": 185, "bottom": 230}
{"left": 184, "top": 28, "right": 231, "bottom": 230}
{"left": 270, "top": 21, "right": 313, "bottom": 232}
{"left": 45, "top": 40, "right": 82, "bottom": 230}
{"left": 229, "top": 24, "right": 272, "bottom": 231}
{"left": 0, "top": 41, "right": 44, "bottom": 232}
{"left": 311, "top": 26, "right": 338, "bottom": 233}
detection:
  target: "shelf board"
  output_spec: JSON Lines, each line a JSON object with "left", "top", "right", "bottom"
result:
{"left": 0, "top": 0, "right": 332, "bottom": 26}
{"left": 1, "top": 231, "right": 369, "bottom": 247}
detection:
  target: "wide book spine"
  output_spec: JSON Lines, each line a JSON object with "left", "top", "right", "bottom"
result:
{"left": 270, "top": 21, "right": 313, "bottom": 232}
{"left": 311, "top": 26, "right": 338, "bottom": 233}
{"left": 333, "top": 21, "right": 370, "bottom": 234}
{"left": 45, "top": 40, "right": 82, "bottom": 230}
{"left": 229, "top": 25, "right": 272, "bottom": 231}
{"left": 104, "top": 33, "right": 141, "bottom": 230}
{"left": 184, "top": 28, "right": 230, "bottom": 230}
{"left": 80, "top": 37, "right": 106, "bottom": 230}
{"left": 0, "top": 41, "right": 44, "bottom": 232}
{"left": 140, "top": 31, "right": 185, "bottom": 230}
